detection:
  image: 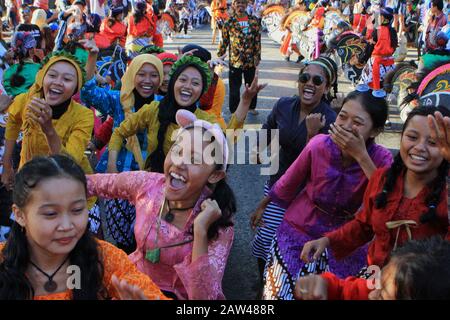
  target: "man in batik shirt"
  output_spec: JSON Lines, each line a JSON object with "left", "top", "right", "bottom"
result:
{"left": 218, "top": 0, "right": 261, "bottom": 114}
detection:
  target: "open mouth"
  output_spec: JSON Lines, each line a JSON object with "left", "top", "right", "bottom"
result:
{"left": 169, "top": 171, "right": 187, "bottom": 190}
{"left": 302, "top": 87, "right": 316, "bottom": 100}
{"left": 409, "top": 153, "right": 428, "bottom": 163}
{"left": 139, "top": 84, "right": 154, "bottom": 94}
{"left": 48, "top": 88, "right": 63, "bottom": 99}
{"left": 179, "top": 89, "right": 193, "bottom": 102}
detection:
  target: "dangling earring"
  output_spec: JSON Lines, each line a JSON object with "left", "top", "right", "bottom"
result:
{"left": 21, "top": 226, "right": 25, "bottom": 234}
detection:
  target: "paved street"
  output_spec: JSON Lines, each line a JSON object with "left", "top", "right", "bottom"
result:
{"left": 164, "top": 24, "right": 411, "bottom": 299}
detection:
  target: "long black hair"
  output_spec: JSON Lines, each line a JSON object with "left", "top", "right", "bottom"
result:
{"left": 374, "top": 106, "right": 450, "bottom": 224}
{"left": 341, "top": 90, "right": 389, "bottom": 132}
{"left": 390, "top": 236, "right": 450, "bottom": 299}
{"left": 146, "top": 62, "right": 208, "bottom": 173}
{"left": 0, "top": 155, "right": 105, "bottom": 300}
{"left": 133, "top": 1, "right": 147, "bottom": 24}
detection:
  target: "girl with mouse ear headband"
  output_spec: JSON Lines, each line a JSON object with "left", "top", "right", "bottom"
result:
{"left": 87, "top": 109, "right": 237, "bottom": 300}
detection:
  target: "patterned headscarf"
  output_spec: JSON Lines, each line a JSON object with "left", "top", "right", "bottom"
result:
{"left": 120, "top": 54, "right": 164, "bottom": 169}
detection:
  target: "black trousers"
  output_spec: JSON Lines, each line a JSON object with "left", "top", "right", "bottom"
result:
{"left": 229, "top": 66, "right": 257, "bottom": 113}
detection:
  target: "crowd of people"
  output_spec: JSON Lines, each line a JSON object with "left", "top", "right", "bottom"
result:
{"left": 0, "top": 0, "right": 449, "bottom": 301}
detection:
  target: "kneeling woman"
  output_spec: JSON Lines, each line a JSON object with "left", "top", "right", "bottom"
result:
{"left": 0, "top": 155, "right": 168, "bottom": 300}
{"left": 88, "top": 110, "right": 236, "bottom": 300}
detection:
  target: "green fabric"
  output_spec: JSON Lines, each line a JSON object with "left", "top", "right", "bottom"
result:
{"left": 2, "top": 62, "right": 40, "bottom": 97}
{"left": 422, "top": 53, "right": 450, "bottom": 70}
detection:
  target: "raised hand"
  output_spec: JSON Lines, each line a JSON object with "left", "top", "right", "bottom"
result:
{"left": 79, "top": 38, "right": 99, "bottom": 55}
{"left": 428, "top": 111, "right": 450, "bottom": 162}
{"left": 329, "top": 123, "right": 367, "bottom": 161}
{"left": 241, "top": 71, "right": 268, "bottom": 103}
{"left": 194, "top": 199, "right": 222, "bottom": 232}
{"left": 306, "top": 113, "right": 326, "bottom": 138}
{"left": 208, "top": 53, "right": 228, "bottom": 69}
{"left": 27, "top": 98, "right": 53, "bottom": 133}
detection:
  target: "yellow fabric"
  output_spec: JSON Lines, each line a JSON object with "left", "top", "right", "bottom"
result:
{"left": 206, "top": 77, "right": 226, "bottom": 129}
{"left": 6, "top": 93, "right": 95, "bottom": 207}
{"left": 6, "top": 98, "right": 93, "bottom": 173}
{"left": 119, "top": 54, "right": 164, "bottom": 169}
{"left": 5, "top": 55, "right": 95, "bottom": 206}
{"left": 109, "top": 102, "right": 244, "bottom": 165}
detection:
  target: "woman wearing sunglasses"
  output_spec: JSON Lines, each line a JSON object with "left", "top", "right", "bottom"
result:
{"left": 250, "top": 56, "right": 338, "bottom": 297}
{"left": 261, "top": 85, "right": 393, "bottom": 300}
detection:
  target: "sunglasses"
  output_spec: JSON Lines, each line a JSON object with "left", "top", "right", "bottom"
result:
{"left": 298, "top": 73, "right": 325, "bottom": 86}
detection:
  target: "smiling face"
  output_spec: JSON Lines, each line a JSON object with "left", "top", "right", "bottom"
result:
{"left": 400, "top": 115, "right": 444, "bottom": 176}
{"left": 173, "top": 66, "right": 204, "bottom": 107}
{"left": 335, "top": 98, "right": 378, "bottom": 142}
{"left": 43, "top": 61, "right": 78, "bottom": 106}
{"left": 298, "top": 64, "right": 329, "bottom": 109}
{"left": 160, "top": 64, "right": 172, "bottom": 94}
{"left": 163, "top": 127, "right": 224, "bottom": 204}
{"left": 13, "top": 177, "right": 89, "bottom": 258}
{"left": 134, "top": 63, "right": 161, "bottom": 98}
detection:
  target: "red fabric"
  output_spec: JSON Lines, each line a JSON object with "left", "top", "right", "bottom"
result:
{"left": 95, "top": 20, "right": 127, "bottom": 49}
{"left": 366, "top": 28, "right": 374, "bottom": 41}
{"left": 237, "top": 16, "right": 249, "bottom": 23}
{"left": 372, "top": 26, "right": 395, "bottom": 57}
{"left": 128, "top": 15, "right": 156, "bottom": 38}
{"left": 371, "top": 56, "right": 394, "bottom": 90}
{"left": 326, "top": 167, "right": 450, "bottom": 268}
{"left": 280, "top": 31, "right": 292, "bottom": 56}
{"left": 322, "top": 272, "right": 371, "bottom": 300}
{"left": 199, "top": 73, "right": 219, "bottom": 110}
{"left": 156, "top": 52, "right": 178, "bottom": 65}
{"left": 153, "top": 33, "right": 163, "bottom": 48}
{"left": 95, "top": 116, "right": 114, "bottom": 146}
{"left": 353, "top": 14, "right": 367, "bottom": 34}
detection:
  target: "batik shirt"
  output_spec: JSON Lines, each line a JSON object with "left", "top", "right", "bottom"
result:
{"left": 217, "top": 13, "right": 261, "bottom": 69}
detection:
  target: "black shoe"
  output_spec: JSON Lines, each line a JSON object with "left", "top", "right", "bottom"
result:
{"left": 284, "top": 56, "right": 290, "bottom": 62}
{"left": 296, "top": 56, "right": 303, "bottom": 63}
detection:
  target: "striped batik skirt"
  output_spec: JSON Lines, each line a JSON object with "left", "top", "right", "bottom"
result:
{"left": 251, "top": 182, "right": 286, "bottom": 261}
{"left": 262, "top": 220, "right": 329, "bottom": 300}
{"left": 262, "top": 219, "right": 368, "bottom": 300}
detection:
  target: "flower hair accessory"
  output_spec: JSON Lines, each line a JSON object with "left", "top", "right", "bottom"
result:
{"left": 175, "top": 109, "right": 229, "bottom": 170}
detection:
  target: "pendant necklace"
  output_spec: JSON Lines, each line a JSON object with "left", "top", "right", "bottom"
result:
{"left": 144, "top": 197, "right": 194, "bottom": 264}
{"left": 164, "top": 205, "right": 195, "bottom": 223}
{"left": 29, "top": 256, "right": 70, "bottom": 293}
